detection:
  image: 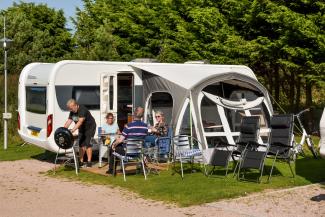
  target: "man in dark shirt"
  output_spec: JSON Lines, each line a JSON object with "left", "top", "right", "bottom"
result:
{"left": 106, "top": 107, "right": 148, "bottom": 174}
{"left": 64, "top": 99, "right": 96, "bottom": 167}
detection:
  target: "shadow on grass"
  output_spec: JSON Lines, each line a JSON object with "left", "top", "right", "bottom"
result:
{"left": 172, "top": 164, "right": 285, "bottom": 183}
{"left": 295, "top": 156, "right": 325, "bottom": 183}
{"left": 31, "top": 150, "right": 57, "bottom": 163}
{"left": 235, "top": 165, "right": 285, "bottom": 183}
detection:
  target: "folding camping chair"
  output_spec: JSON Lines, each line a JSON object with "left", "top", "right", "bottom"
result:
{"left": 142, "top": 127, "right": 173, "bottom": 174}
{"left": 267, "top": 114, "right": 295, "bottom": 182}
{"left": 236, "top": 142, "right": 268, "bottom": 183}
{"left": 172, "top": 135, "right": 203, "bottom": 179}
{"left": 205, "top": 116, "right": 260, "bottom": 177}
{"left": 112, "top": 139, "right": 147, "bottom": 181}
{"left": 154, "top": 127, "right": 173, "bottom": 163}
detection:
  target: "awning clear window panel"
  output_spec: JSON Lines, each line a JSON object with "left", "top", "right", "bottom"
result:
{"left": 200, "top": 96, "right": 223, "bottom": 133}
{"left": 179, "top": 104, "right": 196, "bottom": 137}
{"left": 146, "top": 92, "right": 173, "bottom": 127}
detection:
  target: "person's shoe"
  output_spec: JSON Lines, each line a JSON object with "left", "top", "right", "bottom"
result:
{"left": 86, "top": 161, "right": 92, "bottom": 168}
{"left": 105, "top": 170, "right": 114, "bottom": 176}
{"left": 79, "top": 162, "right": 86, "bottom": 168}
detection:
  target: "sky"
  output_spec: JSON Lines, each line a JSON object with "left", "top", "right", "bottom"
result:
{"left": 0, "top": 0, "right": 84, "bottom": 32}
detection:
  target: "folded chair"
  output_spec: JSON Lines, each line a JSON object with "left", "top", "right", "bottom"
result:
{"left": 205, "top": 116, "right": 260, "bottom": 177}
{"left": 172, "top": 135, "right": 203, "bottom": 179}
{"left": 112, "top": 139, "right": 147, "bottom": 181}
{"left": 267, "top": 114, "right": 295, "bottom": 182}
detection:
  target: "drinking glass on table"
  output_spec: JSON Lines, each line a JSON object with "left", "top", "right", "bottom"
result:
{"left": 105, "top": 135, "right": 111, "bottom": 146}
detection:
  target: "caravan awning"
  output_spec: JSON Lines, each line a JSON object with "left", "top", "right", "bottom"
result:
{"left": 130, "top": 63, "right": 256, "bottom": 90}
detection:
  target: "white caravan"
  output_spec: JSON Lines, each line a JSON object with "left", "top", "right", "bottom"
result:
{"left": 18, "top": 60, "right": 273, "bottom": 152}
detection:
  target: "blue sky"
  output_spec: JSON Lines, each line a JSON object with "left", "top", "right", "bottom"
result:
{"left": 0, "top": 0, "right": 84, "bottom": 31}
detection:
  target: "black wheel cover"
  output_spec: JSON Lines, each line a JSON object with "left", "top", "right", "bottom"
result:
{"left": 54, "top": 127, "right": 74, "bottom": 149}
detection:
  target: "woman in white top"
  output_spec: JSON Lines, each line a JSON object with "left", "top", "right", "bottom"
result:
{"left": 101, "top": 113, "right": 120, "bottom": 145}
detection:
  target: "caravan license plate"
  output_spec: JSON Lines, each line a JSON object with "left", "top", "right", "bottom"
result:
{"left": 31, "top": 130, "right": 39, "bottom": 137}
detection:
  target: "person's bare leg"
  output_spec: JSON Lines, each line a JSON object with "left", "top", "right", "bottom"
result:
{"left": 86, "top": 147, "right": 92, "bottom": 162}
{"left": 79, "top": 146, "right": 85, "bottom": 163}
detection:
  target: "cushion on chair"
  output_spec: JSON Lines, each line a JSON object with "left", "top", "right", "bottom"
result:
{"left": 112, "top": 152, "right": 136, "bottom": 161}
{"left": 175, "top": 149, "right": 202, "bottom": 157}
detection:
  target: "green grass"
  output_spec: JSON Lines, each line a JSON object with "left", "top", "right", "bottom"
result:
{"left": 49, "top": 156, "right": 325, "bottom": 207}
{"left": 1, "top": 136, "right": 325, "bottom": 207}
{"left": 0, "top": 136, "right": 55, "bottom": 161}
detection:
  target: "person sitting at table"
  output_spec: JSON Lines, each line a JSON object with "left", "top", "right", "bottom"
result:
{"left": 145, "top": 110, "right": 168, "bottom": 147}
{"left": 106, "top": 107, "right": 148, "bottom": 175}
{"left": 101, "top": 113, "right": 120, "bottom": 145}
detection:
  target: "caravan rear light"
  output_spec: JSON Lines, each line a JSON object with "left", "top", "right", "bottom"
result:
{"left": 47, "top": 114, "right": 53, "bottom": 137}
{"left": 17, "top": 112, "right": 20, "bottom": 130}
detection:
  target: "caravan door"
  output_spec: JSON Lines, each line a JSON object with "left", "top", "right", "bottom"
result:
{"left": 100, "top": 73, "right": 118, "bottom": 128}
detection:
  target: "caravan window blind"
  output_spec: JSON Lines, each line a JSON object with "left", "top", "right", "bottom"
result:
{"left": 26, "top": 86, "right": 47, "bottom": 114}
{"left": 55, "top": 85, "right": 100, "bottom": 111}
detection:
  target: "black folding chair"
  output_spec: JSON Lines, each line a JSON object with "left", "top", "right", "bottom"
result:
{"left": 206, "top": 116, "right": 260, "bottom": 177}
{"left": 267, "top": 114, "right": 295, "bottom": 182}
{"left": 236, "top": 144, "right": 268, "bottom": 183}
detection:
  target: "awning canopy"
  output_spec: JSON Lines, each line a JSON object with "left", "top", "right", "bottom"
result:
{"left": 130, "top": 63, "right": 256, "bottom": 90}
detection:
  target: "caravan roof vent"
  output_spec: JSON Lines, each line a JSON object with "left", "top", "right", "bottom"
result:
{"left": 131, "top": 58, "right": 159, "bottom": 63}
{"left": 184, "top": 60, "right": 210, "bottom": 64}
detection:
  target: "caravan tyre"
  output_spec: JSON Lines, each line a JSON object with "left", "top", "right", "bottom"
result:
{"left": 54, "top": 127, "right": 74, "bottom": 149}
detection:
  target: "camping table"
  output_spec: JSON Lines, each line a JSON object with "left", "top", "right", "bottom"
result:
{"left": 203, "top": 125, "right": 223, "bottom": 133}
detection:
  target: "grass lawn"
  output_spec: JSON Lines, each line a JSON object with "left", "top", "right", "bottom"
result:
{"left": 1, "top": 137, "right": 325, "bottom": 207}
{"left": 0, "top": 140, "right": 46, "bottom": 161}
{"left": 0, "top": 136, "right": 57, "bottom": 161}
{"left": 50, "top": 155, "right": 325, "bottom": 207}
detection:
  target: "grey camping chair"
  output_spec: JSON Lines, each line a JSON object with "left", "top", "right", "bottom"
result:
{"left": 236, "top": 142, "right": 268, "bottom": 183}
{"left": 112, "top": 138, "right": 147, "bottom": 181}
{"left": 205, "top": 116, "right": 261, "bottom": 177}
{"left": 267, "top": 114, "right": 295, "bottom": 182}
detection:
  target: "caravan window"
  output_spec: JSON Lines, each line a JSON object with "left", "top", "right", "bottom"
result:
{"left": 55, "top": 86, "right": 100, "bottom": 111}
{"left": 26, "top": 86, "right": 47, "bottom": 114}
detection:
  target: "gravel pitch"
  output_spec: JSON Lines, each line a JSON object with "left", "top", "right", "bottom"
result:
{"left": 0, "top": 159, "right": 324, "bottom": 217}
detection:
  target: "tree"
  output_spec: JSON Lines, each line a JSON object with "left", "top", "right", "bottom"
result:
{"left": 0, "top": 2, "right": 73, "bottom": 140}
{"left": 234, "top": 0, "right": 324, "bottom": 114}
{"left": 72, "top": 0, "right": 251, "bottom": 64}
{"left": 0, "top": 2, "right": 73, "bottom": 73}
